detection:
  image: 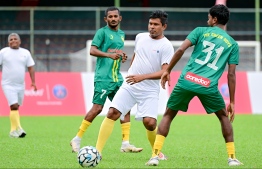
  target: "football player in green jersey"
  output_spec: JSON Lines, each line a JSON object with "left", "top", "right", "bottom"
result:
{"left": 146, "top": 4, "right": 243, "bottom": 167}
{"left": 71, "top": 6, "right": 142, "bottom": 154}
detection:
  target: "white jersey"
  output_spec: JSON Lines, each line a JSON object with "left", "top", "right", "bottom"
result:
{"left": 0, "top": 47, "right": 35, "bottom": 89}
{"left": 124, "top": 32, "right": 173, "bottom": 95}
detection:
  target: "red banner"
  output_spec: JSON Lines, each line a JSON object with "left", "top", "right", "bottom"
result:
{"left": 218, "top": 71, "right": 251, "bottom": 114}
{"left": 0, "top": 72, "right": 86, "bottom": 116}
{"left": 168, "top": 71, "right": 251, "bottom": 114}
{"left": 0, "top": 71, "right": 251, "bottom": 116}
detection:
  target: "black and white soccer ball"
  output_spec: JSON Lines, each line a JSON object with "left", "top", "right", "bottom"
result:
{"left": 77, "top": 146, "right": 101, "bottom": 168}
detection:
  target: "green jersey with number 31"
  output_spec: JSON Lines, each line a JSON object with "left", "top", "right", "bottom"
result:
{"left": 177, "top": 26, "right": 239, "bottom": 94}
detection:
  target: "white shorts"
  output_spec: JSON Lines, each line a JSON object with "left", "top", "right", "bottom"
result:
{"left": 2, "top": 86, "right": 24, "bottom": 106}
{"left": 111, "top": 86, "right": 159, "bottom": 121}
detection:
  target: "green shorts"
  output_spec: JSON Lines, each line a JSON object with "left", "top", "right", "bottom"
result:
{"left": 93, "top": 81, "right": 123, "bottom": 105}
{"left": 167, "top": 85, "right": 225, "bottom": 114}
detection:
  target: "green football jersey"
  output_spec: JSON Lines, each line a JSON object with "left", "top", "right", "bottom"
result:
{"left": 177, "top": 26, "right": 239, "bottom": 94}
{"left": 92, "top": 26, "right": 125, "bottom": 82}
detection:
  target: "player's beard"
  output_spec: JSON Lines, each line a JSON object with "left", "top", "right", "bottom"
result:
{"left": 108, "top": 21, "right": 119, "bottom": 29}
{"left": 149, "top": 31, "right": 159, "bottom": 39}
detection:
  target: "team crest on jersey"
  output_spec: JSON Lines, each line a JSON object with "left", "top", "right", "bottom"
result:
{"left": 20, "top": 54, "right": 26, "bottom": 58}
{"left": 185, "top": 72, "right": 210, "bottom": 87}
{"left": 121, "top": 36, "right": 124, "bottom": 42}
{"left": 152, "top": 49, "right": 159, "bottom": 53}
{"left": 110, "top": 34, "right": 113, "bottom": 40}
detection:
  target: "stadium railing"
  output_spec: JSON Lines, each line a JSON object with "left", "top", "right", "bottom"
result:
{"left": 0, "top": 7, "right": 260, "bottom": 72}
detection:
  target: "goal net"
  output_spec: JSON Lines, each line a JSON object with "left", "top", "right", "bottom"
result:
{"left": 69, "top": 40, "right": 261, "bottom": 72}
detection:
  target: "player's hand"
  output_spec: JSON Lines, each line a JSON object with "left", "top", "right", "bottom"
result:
{"left": 161, "top": 71, "right": 170, "bottom": 89}
{"left": 121, "top": 53, "right": 128, "bottom": 63}
{"left": 31, "top": 83, "right": 37, "bottom": 91}
{"left": 226, "top": 103, "right": 235, "bottom": 123}
{"left": 126, "top": 75, "right": 145, "bottom": 85}
{"left": 108, "top": 53, "right": 121, "bottom": 60}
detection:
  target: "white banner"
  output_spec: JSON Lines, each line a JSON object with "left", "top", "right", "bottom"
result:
{"left": 247, "top": 72, "right": 262, "bottom": 114}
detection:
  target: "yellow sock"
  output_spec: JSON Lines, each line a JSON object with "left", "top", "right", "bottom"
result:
{"left": 146, "top": 127, "right": 157, "bottom": 148}
{"left": 152, "top": 134, "right": 166, "bottom": 157}
{"left": 10, "top": 110, "right": 19, "bottom": 131}
{"left": 16, "top": 111, "right": 22, "bottom": 129}
{"left": 121, "top": 122, "right": 130, "bottom": 142}
{"left": 76, "top": 120, "right": 91, "bottom": 138}
{"left": 226, "top": 142, "right": 236, "bottom": 159}
{"left": 96, "top": 117, "right": 115, "bottom": 153}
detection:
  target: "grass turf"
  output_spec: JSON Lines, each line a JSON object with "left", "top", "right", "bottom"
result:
{"left": 0, "top": 114, "right": 261, "bottom": 168}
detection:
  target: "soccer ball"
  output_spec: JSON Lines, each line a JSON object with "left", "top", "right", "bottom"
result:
{"left": 77, "top": 146, "right": 101, "bottom": 167}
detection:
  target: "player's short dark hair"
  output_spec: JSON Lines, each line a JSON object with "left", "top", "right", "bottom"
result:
{"left": 209, "top": 4, "right": 230, "bottom": 25}
{"left": 104, "top": 6, "right": 120, "bottom": 17}
{"left": 149, "top": 10, "right": 168, "bottom": 25}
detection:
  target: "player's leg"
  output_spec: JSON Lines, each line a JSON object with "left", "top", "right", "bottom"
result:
{"left": 215, "top": 109, "right": 243, "bottom": 166}
{"left": 199, "top": 91, "right": 243, "bottom": 166}
{"left": 70, "top": 82, "right": 107, "bottom": 153}
{"left": 16, "top": 89, "right": 26, "bottom": 138}
{"left": 80, "top": 104, "right": 104, "bottom": 137}
{"left": 120, "top": 112, "right": 131, "bottom": 148}
{"left": 145, "top": 108, "right": 178, "bottom": 166}
{"left": 146, "top": 86, "right": 193, "bottom": 166}
{"left": 146, "top": 123, "right": 157, "bottom": 150}
{"left": 70, "top": 104, "right": 104, "bottom": 152}
{"left": 10, "top": 103, "right": 26, "bottom": 138}
{"left": 142, "top": 116, "right": 157, "bottom": 147}
{"left": 136, "top": 96, "right": 167, "bottom": 160}
{"left": 3, "top": 87, "right": 20, "bottom": 138}
{"left": 109, "top": 82, "right": 142, "bottom": 152}
{"left": 96, "top": 87, "right": 136, "bottom": 154}
{"left": 95, "top": 107, "right": 121, "bottom": 154}
{"left": 119, "top": 111, "right": 143, "bottom": 153}
{"left": 9, "top": 104, "right": 20, "bottom": 138}
{"left": 133, "top": 95, "right": 156, "bottom": 148}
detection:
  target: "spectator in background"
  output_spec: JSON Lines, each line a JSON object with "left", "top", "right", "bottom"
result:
{"left": 70, "top": 6, "right": 142, "bottom": 153}
{"left": 0, "top": 33, "right": 37, "bottom": 138}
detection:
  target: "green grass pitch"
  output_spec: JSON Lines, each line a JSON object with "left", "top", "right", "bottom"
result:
{"left": 0, "top": 114, "right": 261, "bottom": 168}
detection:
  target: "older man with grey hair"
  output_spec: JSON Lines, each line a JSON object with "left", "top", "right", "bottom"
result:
{"left": 0, "top": 33, "right": 37, "bottom": 138}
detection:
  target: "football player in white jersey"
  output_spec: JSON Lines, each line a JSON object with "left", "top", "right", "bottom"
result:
{"left": 0, "top": 33, "right": 37, "bottom": 138}
{"left": 95, "top": 10, "right": 174, "bottom": 160}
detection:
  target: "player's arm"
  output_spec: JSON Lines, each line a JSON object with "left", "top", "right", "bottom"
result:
{"left": 160, "top": 39, "right": 192, "bottom": 89}
{"left": 226, "top": 64, "right": 237, "bottom": 123}
{"left": 90, "top": 46, "right": 121, "bottom": 60}
{"left": 121, "top": 52, "right": 128, "bottom": 63}
{"left": 28, "top": 66, "right": 37, "bottom": 91}
{"left": 166, "top": 39, "right": 192, "bottom": 73}
{"left": 141, "top": 63, "right": 169, "bottom": 79}
{"left": 126, "top": 63, "right": 168, "bottom": 85}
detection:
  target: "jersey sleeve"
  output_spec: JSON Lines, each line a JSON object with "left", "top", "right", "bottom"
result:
{"left": 186, "top": 27, "right": 203, "bottom": 45}
{"left": 26, "top": 49, "right": 35, "bottom": 67}
{"left": 134, "top": 33, "right": 140, "bottom": 53}
{"left": 228, "top": 43, "right": 239, "bottom": 65}
{"left": 161, "top": 41, "right": 174, "bottom": 65}
{"left": 91, "top": 28, "right": 104, "bottom": 48}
